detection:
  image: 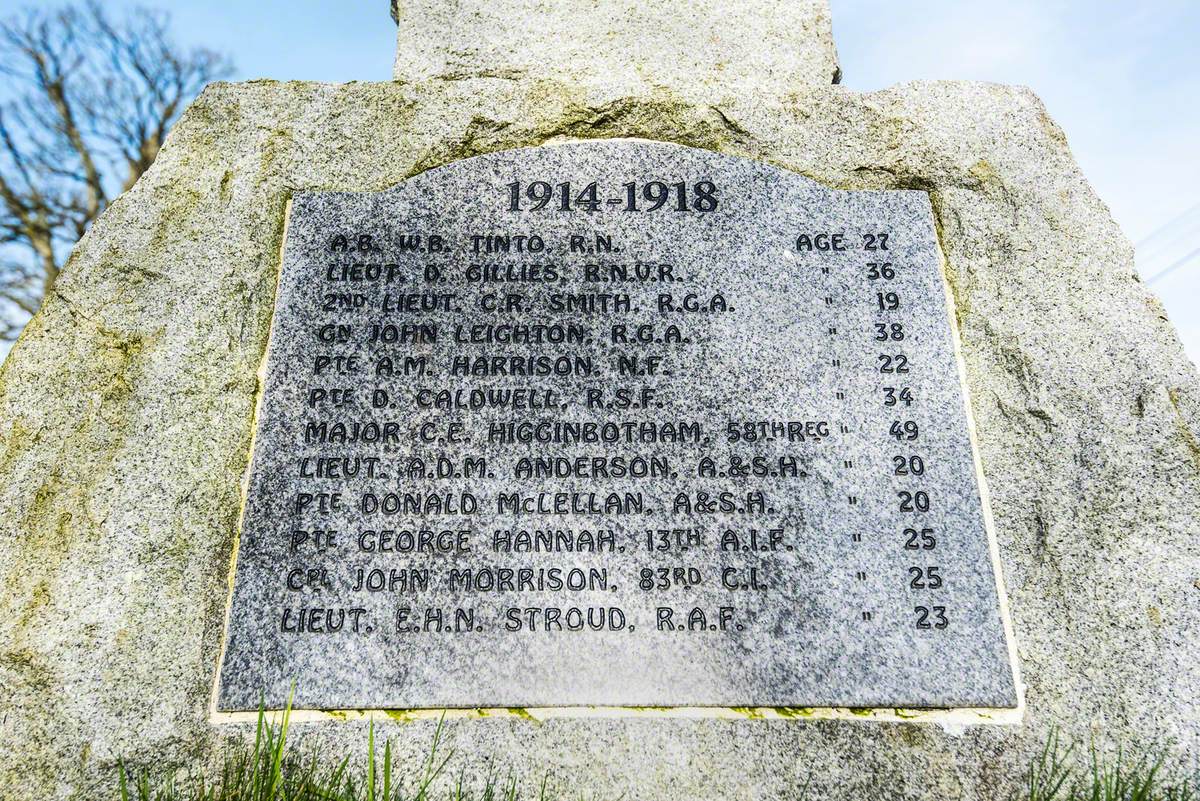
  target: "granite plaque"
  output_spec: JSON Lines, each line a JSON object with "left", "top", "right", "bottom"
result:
{"left": 216, "top": 140, "right": 1018, "bottom": 711}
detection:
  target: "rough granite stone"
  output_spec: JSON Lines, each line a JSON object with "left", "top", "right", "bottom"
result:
{"left": 1, "top": 24, "right": 1199, "bottom": 801}
{"left": 216, "top": 140, "right": 1016, "bottom": 712}
{"left": 391, "top": 0, "right": 842, "bottom": 91}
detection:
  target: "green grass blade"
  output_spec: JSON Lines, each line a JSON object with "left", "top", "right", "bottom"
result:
{"left": 367, "top": 720, "right": 376, "bottom": 801}
{"left": 383, "top": 735, "right": 392, "bottom": 801}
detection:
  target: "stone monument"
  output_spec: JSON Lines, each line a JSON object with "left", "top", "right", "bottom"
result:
{"left": 2, "top": 1, "right": 1199, "bottom": 799}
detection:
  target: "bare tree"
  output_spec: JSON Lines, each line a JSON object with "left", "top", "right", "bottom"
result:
{"left": 0, "top": 2, "right": 232, "bottom": 340}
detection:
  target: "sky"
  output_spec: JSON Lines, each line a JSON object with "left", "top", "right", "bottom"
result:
{"left": 0, "top": 0, "right": 1196, "bottom": 365}
{"left": 834, "top": 0, "right": 1200, "bottom": 366}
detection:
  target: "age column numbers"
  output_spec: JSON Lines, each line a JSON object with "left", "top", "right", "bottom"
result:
{"left": 861, "top": 231, "right": 948, "bottom": 633}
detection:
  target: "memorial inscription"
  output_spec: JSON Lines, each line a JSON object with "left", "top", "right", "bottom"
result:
{"left": 216, "top": 140, "right": 1019, "bottom": 711}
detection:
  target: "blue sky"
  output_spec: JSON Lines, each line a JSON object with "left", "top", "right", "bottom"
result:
{"left": 1, "top": 0, "right": 1196, "bottom": 364}
{"left": 835, "top": 1, "right": 1200, "bottom": 364}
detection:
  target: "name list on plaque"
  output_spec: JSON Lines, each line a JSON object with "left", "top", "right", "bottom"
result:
{"left": 216, "top": 139, "right": 1018, "bottom": 712}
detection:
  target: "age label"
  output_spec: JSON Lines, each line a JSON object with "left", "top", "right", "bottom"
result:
{"left": 216, "top": 140, "right": 1018, "bottom": 712}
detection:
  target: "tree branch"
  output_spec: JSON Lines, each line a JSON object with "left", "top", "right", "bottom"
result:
{"left": 0, "top": 2, "right": 231, "bottom": 340}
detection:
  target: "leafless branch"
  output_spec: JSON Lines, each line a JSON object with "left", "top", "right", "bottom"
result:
{"left": 0, "top": 2, "right": 232, "bottom": 341}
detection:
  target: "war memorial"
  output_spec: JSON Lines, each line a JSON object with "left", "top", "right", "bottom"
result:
{"left": 0, "top": 1, "right": 1197, "bottom": 798}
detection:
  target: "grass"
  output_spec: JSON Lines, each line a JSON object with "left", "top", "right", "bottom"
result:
{"left": 1015, "top": 729, "right": 1198, "bottom": 801}
{"left": 117, "top": 709, "right": 1198, "bottom": 801}
{"left": 118, "top": 698, "right": 551, "bottom": 801}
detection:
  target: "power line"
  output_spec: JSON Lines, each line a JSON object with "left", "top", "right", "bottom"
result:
{"left": 1134, "top": 200, "right": 1200, "bottom": 285}
{"left": 1137, "top": 210, "right": 1200, "bottom": 263}
{"left": 1136, "top": 200, "right": 1200, "bottom": 251}
{"left": 1146, "top": 245, "right": 1200, "bottom": 285}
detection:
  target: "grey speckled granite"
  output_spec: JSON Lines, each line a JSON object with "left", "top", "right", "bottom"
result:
{"left": 1, "top": 25, "right": 1199, "bottom": 801}
{"left": 217, "top": 140, "right": 1016, "bottom": 712}
{"left": 391, "top": 0, "right": 842, "bottom": 90}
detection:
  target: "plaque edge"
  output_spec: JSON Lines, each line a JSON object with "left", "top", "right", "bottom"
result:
{"left": 925, "top": 196, "right": 1027, "bottom": 719}
{"left": 210, "top": 195, "right": 295, "bottom": 719}
{"left": 205, "top": 177, "right": 1026, "bottom": 726}
{"left": 208, "top": 704, "right": 1024, "bottom": 726}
